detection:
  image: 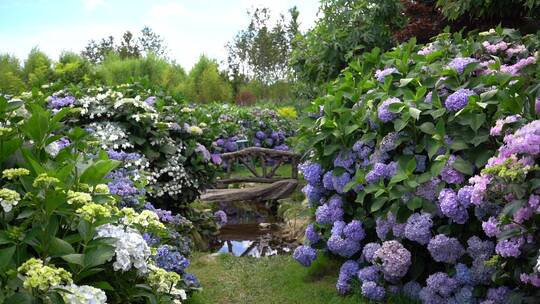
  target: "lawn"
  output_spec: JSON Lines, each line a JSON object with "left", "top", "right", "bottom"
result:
{"left": 186, "top": 252, "right": 415, "bottom": 304}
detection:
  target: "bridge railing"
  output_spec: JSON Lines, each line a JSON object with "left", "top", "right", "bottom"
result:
{"left": 218, "top": 147, "right": 300, "bottom": 186}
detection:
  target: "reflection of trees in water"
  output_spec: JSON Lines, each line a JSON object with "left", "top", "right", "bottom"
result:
{"left": 210, "top": 224, "right": 296, "bottom": 257}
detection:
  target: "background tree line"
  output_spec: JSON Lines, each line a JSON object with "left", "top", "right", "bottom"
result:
{"left": 2, "top": 0, "right": 540, "bottom": 103}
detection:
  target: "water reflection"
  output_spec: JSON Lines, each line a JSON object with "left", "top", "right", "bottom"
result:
{"left": 212, "top": 223, "right": 293, "bottom": 257}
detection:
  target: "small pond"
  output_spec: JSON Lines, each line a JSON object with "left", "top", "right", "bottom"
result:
{"left": 210, "top": 203, "right": 298, "bottom": 257}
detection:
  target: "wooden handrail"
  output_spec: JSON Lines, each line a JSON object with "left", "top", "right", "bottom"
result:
{"left": 221, "top": 147, "right": 300, "bottom": 181}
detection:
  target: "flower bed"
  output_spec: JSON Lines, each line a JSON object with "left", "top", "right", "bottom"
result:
{"left": 294, "top": 28, "right": 540, "bottom": 303}
{"left": 0, "top": 96, "right": 200, "bottom": 303}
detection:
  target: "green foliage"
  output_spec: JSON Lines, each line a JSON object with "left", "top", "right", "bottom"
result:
{"left": 290, "top": 0, "right": 404, "bottom": 98}
{"left": 54, "top": 51, "right": 92, "bottom": 85}
{"left": 23, "top": 48, "right": 54, "bottom": 89}
{"left": 437, "top": 0, "right": 540, "bottom": 21}
{"left": 0, "top": 54, "right": 25, "bottom": 94}
{"left": 185, "top": 55, "right": 232, "bottom": 103}
{"left": 297, "top": 28, "right": 540, "bottom": 298}
{"left": 95, "top": 54, "right": 186, "bottom": 95}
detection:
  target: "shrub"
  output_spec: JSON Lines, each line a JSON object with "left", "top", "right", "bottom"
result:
{"left": 0, "top": 54, "right": 25, "bottom": 94}
{"left": 23, "top": 48, "right": 54, "bottom": 89}
{"left": 295, "top": 28, "right": 540, "bottom": 302}
{"left": 0, "top": 96, "right": 200, "bottom": 303}
{"left": 235, "top": 89, "right": 257, "bottom": 105}
{"left": 184, "top": 55, "right": 232, "bottom": 103}
{"left": 54, "top": 51, "right": 92, "bottom": 86}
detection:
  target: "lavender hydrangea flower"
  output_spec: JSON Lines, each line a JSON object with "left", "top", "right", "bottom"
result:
{"left": 343, "top": 220, "right": 366, "bottom": 242}
{"left": 457, "top": 186, "right": 474, "bottom": 207}
{"left": 305, "top": 224, "right": 321, "bottom": 244}
{"left": 299, "top": 162, "right": 323, "bottom": 185}
{"left": 445, "top": 89, "right": 476, "bottom": 111}
{"left": 486, "top": 286, "right": 510, "bottom": 304}
{"left": 336, "top": 260, "right": 359, "bottom": 294}
{"left": 379, "top": 132, "right": 400, "bottom": 153}
{"left": 48, "top": 95, "right": 76, "bottom": 109}
{"left": 481, "top": 217, "right": 500, "bottom": 237}
{"left": 333, "top": 151, "right": 354, "bottom": 169}
{"left": 403, "top": 281, "right": 422, "bottom": 300}
{"left": 404, "top": 213, "right": 433, "bottom": 245}
{"left": 144, "top": 96, "right": 156, "bottom": 106}
{"left": 415, "top": 178, "right": 440, "bottom": 201}
{"left": 495, "top": 237, "right": 524, "bottom": 258}
{"left": 362, "top": 242, "right": 381, "bottom": 263}
{"left": 302, "top": 184, "right": 323, "bottom": 205}
{"left": 155, "top": 245, "right": 190, "bottom": 274}
{"left": 428, "top": 234, "right": 465, "bottom": 264}
{"left": 373, "top": 240, "right": 411, "bottom": 280}
{"left": 315, "top": 195, "right": 344, "bottom": 224}
{"left": 425, "top": 272, "right": 458, "bottom": 297}
{"left": 438, "top": 188, "right": 469, "bottom": 224}
{"left": 377, "top": 97, "right": 401, "bottom": 122}
{"left": 366, "top": 162, "right": 397, "bottom": 184}
{"left": 327, "top": 221, "right": 361, "bottom": 258}
{"left": 214, "top": 210, "right": 227, "bottom": 227}
{"left": 448, "top": 57, "right": 477, "bottom": 74}
{"left": 374, "top": 67, "right": 398, "bottom": 83}
{"left": 293, "top": 245, "right": 317, "bottom": 267}
{"left": 454, "top": 263, "right": 473, "bottom": 285}
{"left": 357, "top": 265, "right": 380, "bottom": 282}
{"left": 361, "top": 281, "right": 386, "bottom": 301}
{"left": 322, "top": 171, "right": 335, "bottom": 190}
{"left": 440, "top": 155, "right": 466, "bottom": 184}
{"left": 467, "top": 236, "right": 494, "bottom": 260}
{"left": 332, "top": 171, "right": 351, "bottom": 194}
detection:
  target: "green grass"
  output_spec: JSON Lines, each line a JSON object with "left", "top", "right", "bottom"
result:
{"left": 186, "top": 253, "right": 414, "bottom": 304}
{"left": 225, "top": 163, "right": 296, "bottom": 179}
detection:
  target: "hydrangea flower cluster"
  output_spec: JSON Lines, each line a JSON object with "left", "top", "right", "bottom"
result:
{"left": 327, "top": 220, "right": 365, "bottom": 257}
{"left": 17, "top": 258, "right": 73, "bottom": 291}
{"left": 95, "top": 224, "right": 151, "bottom": 273}
{"left": 0, "top": 188, "right": 21, "bottom": 212}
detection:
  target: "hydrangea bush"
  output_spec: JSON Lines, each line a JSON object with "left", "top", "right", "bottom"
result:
{"left": 0, "top": 95, "right": 200, "bottom": 303}
{"left": 294, "top": 28, "right": 540, "bottom": 303}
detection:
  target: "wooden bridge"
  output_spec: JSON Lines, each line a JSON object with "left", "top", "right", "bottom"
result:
{"left": 200, "top": 147, "right": 300, "bottom": 203}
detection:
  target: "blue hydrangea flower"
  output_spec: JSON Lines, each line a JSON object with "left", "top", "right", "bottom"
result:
{"left": 440, "top": 155, "right": 466, "bottom": 184}
{"left": 454, "top": 263, "right": 473, "bottom": 285}
{"left": 302, "top": 184, "right": 324, "bottom": 206}
{"left": 361, "top": 281, "right": 386, "bottom": 301}
{"left": 357, "top": 266, "right": 380, "bottom": 282}
{"left": 448, "top": 57, "right": 477, "bottom": 74}
{"left": 332, "top": 171, "right": 351, "bottom": 194}
{"left": 428, "top": 234, "right": 465, "bottom": 264}
{"left": 155, "top": 245, "right": 190, "bottom": 274}
{"left": 445, "top": 88, "right": 476, "bottom": 111}
{"left": 315, "top": 195, "right": 344, "bottom": 224}
{"left": 305, "top": 224, "right": 321, "bottom": 244}
{"left": 362, "top": 242, "right": 381, "bottom": 263}
{"left": 374, "top": 67, "right": 398, "bottom": 83}
{"left": 322, "top": 171, "right": 335, "bottom": 190}
{"left": 438, "top": 188, "right": 469, "bottom": 224}
{"left": 333, "top": 151, "right": 354, "bottom": 169}
{"left": 377, "top": 97, "right": 401, "bottom": 122}
{"left": 293, "top": 245, "right": 317, "bottom": 267}
{"left": 299, "top": 162, "right": 323, "bottom": 186}
{"left": 404, "top": 213, "right": 433, "bottom": 245}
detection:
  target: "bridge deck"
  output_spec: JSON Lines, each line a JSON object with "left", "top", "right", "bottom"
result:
{"left": 200, "top": 179, "right": 299, "bottom": 203}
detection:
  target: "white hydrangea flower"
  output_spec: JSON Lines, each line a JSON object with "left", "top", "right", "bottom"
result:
{"left": 60, "top": 284, "right": 107, "bottom": 304}
{"left": 535, "top": 252, "right": 540, "bottom": 273}
{"left": 95, "top": 224, "right": 150, "bottom": 273}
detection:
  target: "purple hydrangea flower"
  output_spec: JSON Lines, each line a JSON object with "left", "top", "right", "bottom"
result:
{"left": 374, "top": 67, "right": 398, "bottom": 83}
{"left": 440, "top": 155, "right": 466, "bottom": 184}
{"left": 403, "top": 281, "right": 422, "bottom": 300}
{"left": 454, "top": 263, "right": 474, "bottom": 285}
{"left": 448, "top": 57, "right": 477, "bottom": 74}
{"left": 214, "top": 210, "right": 227, "bottom": 226}
{"left": 255, "top": 131, "right": 266, "bottom": 140}
{"left": 155, "top": 245, "right": 190, "bottom": 274}
{"left": 377, "top": 97, "right": 401, "bottom": 122}
{"left": 361, "top": 281, "right": 386, "bottom": 301}
{"left": 362, "top": 242, "right": 381, "bottom": 263}
{"left": 486, "top": 286, "right": 511, "bottom": 304}
{"left": 404, "top": 213, "right": 433, "bottom": 245}
{"left": 315, "top": 195, "right": 344, "bottom": 224}
{"left": 482, "top": 217, "right": 501, "bottom": 237}
{"left": 445, "top": 89, "right": 476, "bottom": 111}
{"left": 467, "top": 236, "right": 494, "bottom": 260}
{"left": 457, "top": 186, "right": 474, "bottom": 208}
{"left": 357, "top": 265, "right": 380, "bottom": 282}
{"left": 425, "top": 272, "right": 458, "bottom": 297}
{"left": 428, "top": 234, "right": 465, "bottom": 264}
{"left": 293, "top": 245, "right": 317, "bottom": 267}
{"left": 302, "top": 184, "right": 324, "bottom": 205}
{"left": 322, "top": 171, "right": 334, "bottom": 190}
{"left": 48, "top": 95, "right": 76, "bottom": 109}
{"left": 299, "top": 162, "right": 323, "bottom": 186}
{"left": 380, "top": 132, "right": 400, "bottom": 153}
{"left": 144, "top": 96, "right": 156, "bottom": 106}
{"left": 334, "top": 151, "right": 354, "bottom": 169}
{"left": 305, "top": 224, "right": 321, "bottom": 244}
{"left": 438, "top": 188, "right": 469, "bottom": 224}
{"left": 416, "top": 178, "right": 440, "bottom": 201}
{"left": 332, "top": 171, "right": 351, "bottom": 194}
{"left": 343, "top": 220, "right": 366, "bottom": 242}
{"left": 495, "top": 237, "right": 524, "bottom": 258}
{"left": 373, "top": 240, "right": 412, "bottom": 280}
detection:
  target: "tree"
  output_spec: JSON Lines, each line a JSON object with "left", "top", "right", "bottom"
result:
{"left": 290, "top": 0, "right": 404, "bottom": 98}
{"left": 23, "top": 48, "right": 54, "bottom": 88}
{"left": 54, "top": 51, "right": 92, "bottom": 85}
{"left": 436, "top": 0, "right": 540, "bottom": 32}
{"left": 0, "top": 54, "right": 25, "bottom": 94}
{"left": 185, "top": 55, "right": 232, "bottom": 103}
{"left": 226, "top": 7, "right": 298, "bottom": 87}
{"left": 81, "top": 27, "right": 167, "bottom": 63}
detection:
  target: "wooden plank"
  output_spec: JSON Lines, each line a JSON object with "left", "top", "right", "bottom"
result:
{"left": 218, "top": 176, "right": 290, "bottom": 184}
{"left": 266, "top": 159, "right": 283, "bottom": 178}
{"left": 201, "top": 179, "right": 299, "bottom": 203}
{"left": 220, "top": 147, "right": 299, "bottom": 160}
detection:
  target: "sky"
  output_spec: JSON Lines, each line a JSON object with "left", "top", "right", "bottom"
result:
{"left": 0, "top": 0, "right": 320, "bottom": 70}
